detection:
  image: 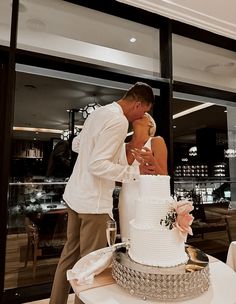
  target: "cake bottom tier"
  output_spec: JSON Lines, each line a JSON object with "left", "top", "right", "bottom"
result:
{"left": 129, "top": 220, "right": 188, "bottom": 267}
{"left": 112, "top": 245, "right": 210, "bottom": 302}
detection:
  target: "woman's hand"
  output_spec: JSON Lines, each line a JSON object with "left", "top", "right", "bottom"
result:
{"left": 131, "top": 147, "right": 155, "bottom": 165}
{"left": 131, "top": 147, "right": 156, "bottom": 175}
{"left": 139, "top": 147, "right": 155, "bottom": 165}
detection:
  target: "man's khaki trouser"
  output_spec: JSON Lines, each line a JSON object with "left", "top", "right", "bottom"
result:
{"left": 49, "top": 207, "right": 109, "bottom": 304}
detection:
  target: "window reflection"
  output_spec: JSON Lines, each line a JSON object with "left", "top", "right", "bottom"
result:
{"left": 0, "top": 0, "right": 12, "bottom": 46}
{"left": 17, "top": 0, "right": 160, "bottom": 76}
{"left": 173, "top": 96, "right": 236, "bottom": 206}
{"left": 173, "top": 34, "right": 236, "bottom": 93}
{"left": 6, "top": 67, "right": 125, "bottom": 289}
{"left": 173, "top": 98, "right": 228, "bottom": 178}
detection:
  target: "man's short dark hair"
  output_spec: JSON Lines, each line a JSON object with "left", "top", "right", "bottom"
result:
{"left": 123, "top": 82, "right": 155, "bottom": 105}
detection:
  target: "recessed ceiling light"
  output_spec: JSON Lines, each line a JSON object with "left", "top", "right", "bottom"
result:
{"left": 173, "top": 125, "right": 177, "bottom": 128}
{"left": 224, "top": 110, "right": 227, "bottom": 113}
{"left": 129, "top": 37, "right": 136, "bottom": 43}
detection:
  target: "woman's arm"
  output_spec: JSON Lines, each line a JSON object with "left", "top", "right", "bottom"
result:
{"left": 135, "top": 136, "right": 168, "bottom": 175}
{"left": 151, "top": 136, "right": 168, "bottom": 175}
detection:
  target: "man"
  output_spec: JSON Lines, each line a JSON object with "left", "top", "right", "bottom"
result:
{"left": 49, "top": 82, "right": 155, "bottom": 304}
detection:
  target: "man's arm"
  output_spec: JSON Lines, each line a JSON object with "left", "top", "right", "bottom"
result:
{"left": 88, "top": 117, "right": 140, "bottom": 183}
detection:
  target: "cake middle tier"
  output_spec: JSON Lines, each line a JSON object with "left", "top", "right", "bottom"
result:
{"left": 134, "top": 198, "right": 173, "bottom": 227}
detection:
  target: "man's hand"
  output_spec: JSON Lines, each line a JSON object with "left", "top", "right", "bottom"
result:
{"left": 139, "top": 163, "right": 156, "bottom": 175}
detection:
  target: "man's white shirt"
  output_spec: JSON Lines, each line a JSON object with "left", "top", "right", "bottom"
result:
{"left": 63, "top": 102, "right": 140, "bottom": 216}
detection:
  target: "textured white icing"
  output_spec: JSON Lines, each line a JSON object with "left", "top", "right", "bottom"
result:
{"left": 135, "top": 198, "right": 173, "bottom": 228}
{"left": 139, "top": 175, "right": 170, "bottom": 198}
{"left": 129, "top": 175, "right": 188, "bottom": 267}
{"left": 129, "top": 220, "right": 188, "bottom": 267}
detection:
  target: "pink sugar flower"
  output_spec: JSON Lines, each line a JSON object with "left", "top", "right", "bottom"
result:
{"left": 174, "top": 201, "right": 194, "bottom": 240}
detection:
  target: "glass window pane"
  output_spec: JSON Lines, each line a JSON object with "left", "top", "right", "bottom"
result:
{"left": 173, "top": 95, "right": 236, "bottom": 257}
{"left": 173, "top": 93, "right": 236, "bottom": 205}
{"left": 5, "top": 66, "right": 130, "bottom": 289}
{"left": 0, "top": 0, "right": 12, "bottom": 46}
{"left": 173, "top": 34, "right": 236, "bottom": 93}
{"left": 5, "top": 182, "right": 68, "bottom": 287}
{"left": 173, "top": 96, "right": 227, "bottom": 179}
{"left": 17, "top": 0, "right": 160, "bottom": 76}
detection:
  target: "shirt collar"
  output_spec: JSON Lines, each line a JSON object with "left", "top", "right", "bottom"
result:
{"left": 112, "top": 101, "right": 124, "bottom": 115}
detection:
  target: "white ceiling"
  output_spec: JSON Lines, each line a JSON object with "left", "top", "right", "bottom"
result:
{"left": 1, "top": 0, "right": 234, "bottom": 142}
{"left": 117, "top": 0, "right": 236, "bottom": 40}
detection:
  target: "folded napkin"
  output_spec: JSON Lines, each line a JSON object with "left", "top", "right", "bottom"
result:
{"left": 67, "top": 243, "right": 126, "bottom": 285}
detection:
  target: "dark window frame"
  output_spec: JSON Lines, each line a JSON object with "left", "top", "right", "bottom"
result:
{"left": 1, "top": 0, "right": 235, "bottom": 302}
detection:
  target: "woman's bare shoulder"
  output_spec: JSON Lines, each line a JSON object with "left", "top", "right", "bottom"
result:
{"left": 151, "top": 135, "right": 166, "bottom": 143}
{"left": 151, "top": 136, "right": 167, "bottom": 152}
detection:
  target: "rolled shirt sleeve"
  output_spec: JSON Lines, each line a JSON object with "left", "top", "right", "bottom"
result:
{"left": 72, "top": 134, "right": 81, "bottom": 153}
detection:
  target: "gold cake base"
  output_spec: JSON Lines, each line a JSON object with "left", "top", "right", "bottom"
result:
{"left": 112, "top": 245, "right": 210, "bottom": 301}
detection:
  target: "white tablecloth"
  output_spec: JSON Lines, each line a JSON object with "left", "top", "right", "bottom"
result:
{"left": 226, "top": 241, "right": 236, "bottom": 271}
{"left": 74, "top": 258, "right": 236, "bottom": 304}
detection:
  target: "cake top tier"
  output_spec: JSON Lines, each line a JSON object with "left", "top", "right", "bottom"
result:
{"left": 139, "top": 175, "right": 171, "bottom": 198}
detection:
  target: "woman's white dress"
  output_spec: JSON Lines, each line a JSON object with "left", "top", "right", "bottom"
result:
{"left": 118, "top": 137, "right": 152, "bottom": 241}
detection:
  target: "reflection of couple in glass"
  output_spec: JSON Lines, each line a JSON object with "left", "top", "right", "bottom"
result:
{"left": 49, "top": 82, "right": 167, "bottom": 304}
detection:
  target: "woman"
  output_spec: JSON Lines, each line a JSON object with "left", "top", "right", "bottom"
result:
{"left": 118, "top": 113, "right": 168, "bottom": 241}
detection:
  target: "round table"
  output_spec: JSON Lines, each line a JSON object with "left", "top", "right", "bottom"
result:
{"left": 73, "top": 256, "right": 236, "bottom": 304}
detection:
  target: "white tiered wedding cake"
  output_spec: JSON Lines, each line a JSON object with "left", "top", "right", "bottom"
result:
{"left": 128, "top": 175, "right": 193, "bottom": 267}
{"left": 112, "top": 175, "right": 210, "bottom": 301}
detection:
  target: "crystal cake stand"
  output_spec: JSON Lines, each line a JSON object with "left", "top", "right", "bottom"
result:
{"left": 112, "top": 245, "right": 210, "bottom": 301}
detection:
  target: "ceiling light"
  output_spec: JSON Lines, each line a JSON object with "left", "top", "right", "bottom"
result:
{"left": 173, "top": 102, "right": 213, "bottom": 119}
{"left": 224, "top": 149, "right": 236, "bottom": 158}
{"left": 81, "top": 102, "right": 101, "bottom": 119}
{"left": 189, "top": 146, "right": 197, "bottom": 157}
{"left": 13, "top": 126, "right": 62, "bottom": 134}
{"left": 61, "top": 127, "right": 80, "bottom": 141}
{"left": 129, "top": 37, "right": 136, "bottom": 43}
